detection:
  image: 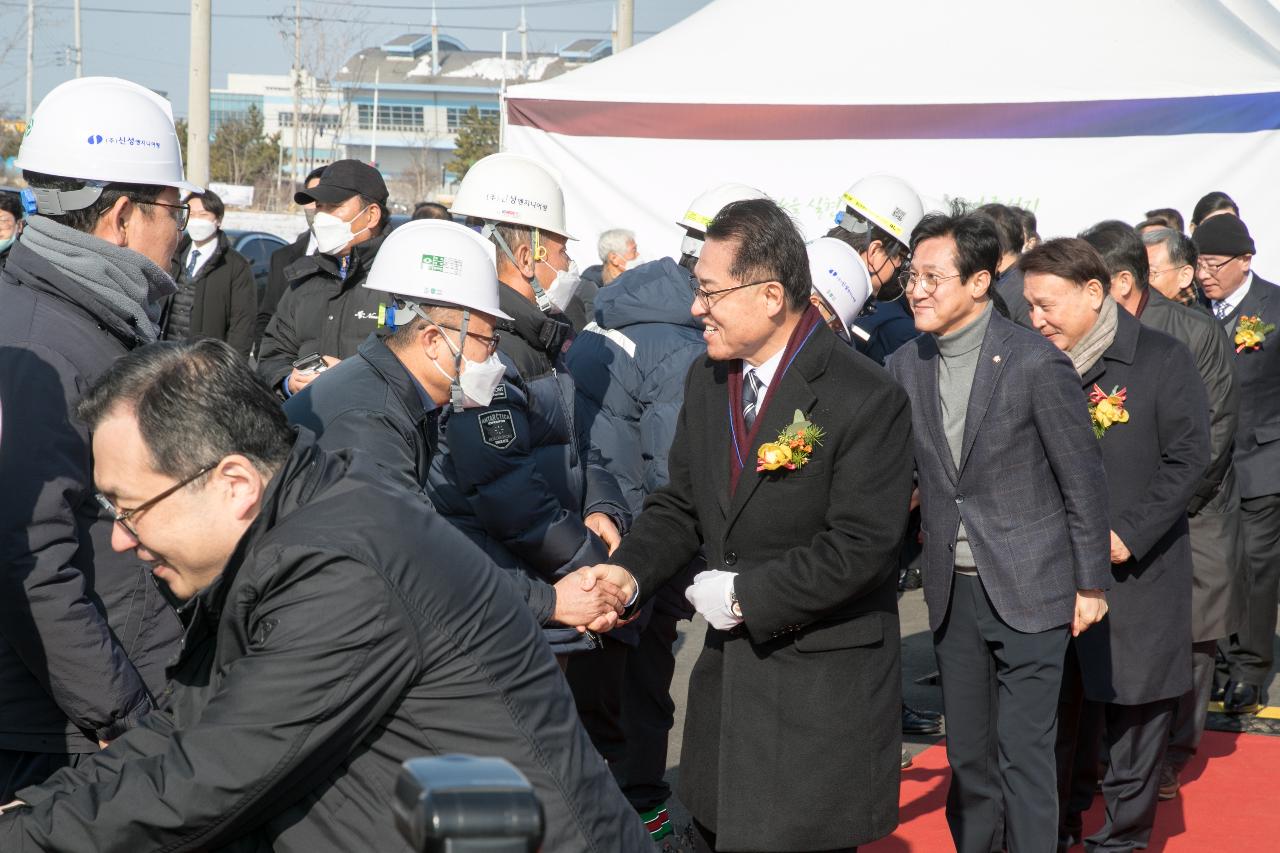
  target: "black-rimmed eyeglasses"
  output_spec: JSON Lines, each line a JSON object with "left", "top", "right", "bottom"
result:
{"left": 95, "top": 462, "right": 217, "bottom": 540}
{"left": 136, "top": 199, "right": 191, "bottom": 230}
{"left": 1196, "top": 254, "right": 1246, "bottom": 276}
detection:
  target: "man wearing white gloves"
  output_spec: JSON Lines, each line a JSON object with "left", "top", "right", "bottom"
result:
{"left": 587, "top": 198, "right": 914, "bottom": 852}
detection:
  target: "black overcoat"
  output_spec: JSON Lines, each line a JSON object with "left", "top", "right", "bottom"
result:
{"left": 1073, "top": 309, "right": 1210, "bottom": 705}
{"left": 612, "top": 322, "right": 913, "bottom": 852}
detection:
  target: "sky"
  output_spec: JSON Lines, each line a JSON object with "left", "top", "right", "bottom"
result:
{"left": 0, "top": 0, "right": 712, "bottom": 119}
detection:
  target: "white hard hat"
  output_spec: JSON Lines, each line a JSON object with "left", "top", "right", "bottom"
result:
{"left": 16, "top": 77, "right": 199, "bottom": 214}
{"left": 449, "top": 152, "right": 574, "bottom": 240}
{"left": 808, "top": 237, "right": 872, "bottom": 339}
{"left": 838, "top": 174, "right": 924, "bottom": 249}
{"left": 364, "top": 219, "right": 512, "bottom": 323}
{"left": 677, "top": 182, "right": 768, "bottom": 259}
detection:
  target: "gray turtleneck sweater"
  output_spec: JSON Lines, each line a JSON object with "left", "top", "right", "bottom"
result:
{"left": 936, "top": 302, "right": 993, "bottom": 570}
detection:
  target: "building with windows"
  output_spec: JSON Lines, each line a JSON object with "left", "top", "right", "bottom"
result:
{"left": 334, "top": 32, "right": 610, "bottom": 201}
{"left": 210, "top": 72, "right": 344, "bottom": 179}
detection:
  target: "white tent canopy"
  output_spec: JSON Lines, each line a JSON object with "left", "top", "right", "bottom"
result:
{"left": 503, "top": 0, "right": 1280, "bottom": 277}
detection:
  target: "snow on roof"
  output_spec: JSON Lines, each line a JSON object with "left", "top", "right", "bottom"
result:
{"left": 430, "top": 55, "right": 558, "bottom": 82}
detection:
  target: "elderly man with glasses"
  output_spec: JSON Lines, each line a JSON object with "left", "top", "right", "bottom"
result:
{"left": 1195, "top": 213, "right": 1280, "bottom": 716}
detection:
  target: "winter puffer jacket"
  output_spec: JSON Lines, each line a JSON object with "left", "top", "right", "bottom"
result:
{"left": 4, "top": 435, "right": 650, "bottom": 853}
{"left": 566, "top": 257, "right": 706, "bottom": 628}
{"left": 426, "top": 283, "right": 630, "bottom": 655}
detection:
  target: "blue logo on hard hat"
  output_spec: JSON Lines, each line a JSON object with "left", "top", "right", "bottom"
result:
{"left": 87, "top": 134, "right": 103, "bottom": 145}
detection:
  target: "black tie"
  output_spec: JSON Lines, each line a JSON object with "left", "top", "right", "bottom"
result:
{"left": 186, "top": 249, "right": 200, "bottom": 279}
{"left": 743, "top": 369, "right": 762, "bottom": 430}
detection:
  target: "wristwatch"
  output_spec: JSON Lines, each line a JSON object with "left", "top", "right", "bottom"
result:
{"left": 729, "top": 587, "right": 743, "bottom": 618}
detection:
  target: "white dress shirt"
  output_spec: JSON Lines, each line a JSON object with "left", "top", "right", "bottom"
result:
{"left": 1214, "top": 271, "right": 1254, "bottom": 318}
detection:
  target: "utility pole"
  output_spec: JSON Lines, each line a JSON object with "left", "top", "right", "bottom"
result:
{"left": 187, "top": 0, "right": 211, "bottom": 186}
{"left": 370, "top": 67, "right": 379, "bottom": 167}
{"left": 618, "top": 0, "right": 634, "bottom": 51}
{"left": 25, "top": 0, "right": 34, "bottom": 119}
{"left": 519, "top": 5, "right": 528, "bottom": 79}
{"left": 291, "top": 0, "right": 302, "bottom": 201}
{"left": 74, "top": 0, "right": 82, "bottom": 76}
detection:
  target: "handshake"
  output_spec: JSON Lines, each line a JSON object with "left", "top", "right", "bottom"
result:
{"left": 551, "top": 566, "right": 743, "bottom": 633}
{"left": 552, "top": 564, "right": 638, "bottom": 633}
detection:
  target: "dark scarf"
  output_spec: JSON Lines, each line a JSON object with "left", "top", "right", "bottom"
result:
{"left": 727, "top": 305, "right": 823, "bottom": 492}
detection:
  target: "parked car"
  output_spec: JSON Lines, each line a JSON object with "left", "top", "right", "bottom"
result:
{"left": 223, "top": 229, "right": 290, "bottom": 303}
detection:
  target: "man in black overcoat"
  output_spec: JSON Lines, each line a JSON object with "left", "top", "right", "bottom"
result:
{"left": 1022, "top": 238, "right": 1210, "bottom": 852}
{"left": 587, "top": 199, "right": 914, "bottom": 852}
{"left": 1195, "top": 214, "right": 1280, "bottom": 714}
{"left": 1084, "top": 221, "right": 1245, "bottom": 796}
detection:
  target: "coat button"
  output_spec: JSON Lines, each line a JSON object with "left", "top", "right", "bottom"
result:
{"left": 947, "top": 543, "right": 954, "bottom": 551}
{"left": 724, "top": 551, "right": 738, "bottom": 566}
{"left": 955, "top": 494, "right": 965, "bottom": 504}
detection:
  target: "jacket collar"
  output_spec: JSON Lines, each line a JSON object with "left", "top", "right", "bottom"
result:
{"left": 497, "top": 281, "right": 571, "bottom": 356}
{"left": 2, "top": 240, "right": 146, "bottom": 349}
{"left": 356, "top": 333, "right": 437, "bottom": 423}
{"left": 283, "top": 232, "right": 387, "bottom": 288}
{"left": 191, "top": 430, "right": 342, "bottom": 622}
{"left": 1081, "top": 305, "right": 1140, "bottom": 385}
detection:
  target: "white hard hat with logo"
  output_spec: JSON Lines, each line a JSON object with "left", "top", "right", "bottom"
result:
{"left": 16, "top": 76, "right": 199, "bottom": 215}
{"left": 808, "top": 237, "right": 872, "bottom": 340}
{"left": 364, "top": 219, "right": 512, "bottom": 326}
{"left": 677, "top": 182, "right": 768, "bottom": 259}
{"left": 449, "top": 152, "right": 573, "bottom": 240}
{"left": 838, "top": 174, "right": 924, "bottom": 250}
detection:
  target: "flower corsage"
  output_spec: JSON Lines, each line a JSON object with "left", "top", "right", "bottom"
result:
{"left": 757, "top": 409, "right": 824, "bottom": 472}
{"left": 1088, "top": 384, "right": 1129, "bottom": 439}
{"left": 1234, "top": 315, "right": 1275, "bottom": 353}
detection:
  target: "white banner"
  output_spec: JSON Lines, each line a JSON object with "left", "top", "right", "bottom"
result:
{"left": 505, "top": 126, "right": 1280, "bottom": 282}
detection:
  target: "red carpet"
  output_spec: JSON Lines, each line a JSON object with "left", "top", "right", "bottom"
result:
{"left": 864, "top": 730, "right": 1280, "bottom": 851}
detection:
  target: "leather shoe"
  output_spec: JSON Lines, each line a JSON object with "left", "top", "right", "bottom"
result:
{"left": 1158, "top": 762, "right": 1180, "bottom": 800}
{"left": 1211, "top": 680, "right": 1227, "bottom": 703}
{"left": 902, "top": 704, "right": 943, "bottom": 735}
{"left": 900, "top": 748, "right": 913, "bottom": 769}
{"left": 1223, "top": 681, "right": 1266, "bottom": 714}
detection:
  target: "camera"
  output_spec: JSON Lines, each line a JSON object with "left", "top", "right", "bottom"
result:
{"left": 393, "top": 755, "right": 544, "bottom": 852}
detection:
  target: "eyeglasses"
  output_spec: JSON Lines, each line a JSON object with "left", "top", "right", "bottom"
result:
{"left": 136, "top": 199, "right": 191, "bottom": 230}
{"left": 95, "top": 462, "right": 217, "bottom": 540}
{"left": 1148, "top": 264, "right": 1190, "bottom": 279}
{"left": 435, "top": 324, "right": 501, "bottom": 357}
{"left": 692, "top": 278, "right": 775, "bottom": 309}
{"left": 902, "top": 270, "right": 963, "bottom": 295}
{"left": 1196, "top": 254, "right": 1245, "bottom": 276}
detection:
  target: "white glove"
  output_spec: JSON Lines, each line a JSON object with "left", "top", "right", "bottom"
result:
{"left": 685, "top": 570, "right": 742, "bottom": 631}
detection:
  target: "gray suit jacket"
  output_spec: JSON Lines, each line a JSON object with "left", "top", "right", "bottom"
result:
{"left": 888, "top": 310, "right": 1112, "bottom": 633}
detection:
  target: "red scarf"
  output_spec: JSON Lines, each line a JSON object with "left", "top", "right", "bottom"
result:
{"left": 727, "top": 305, "right": 823, "bottom": 493}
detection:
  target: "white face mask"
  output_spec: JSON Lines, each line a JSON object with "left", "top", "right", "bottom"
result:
{"left": 312, "top": 206, "right": 371, "bottom": 255}
{"left": 542, "top": 259, "right": 582, "bottom": 313}
{"left": 427, "top": 321, "right": 506, "bottom": 409}
{"left": 185, "top": 218, "right": 218, "bottom": 243}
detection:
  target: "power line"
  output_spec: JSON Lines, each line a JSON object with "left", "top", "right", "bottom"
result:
{"left": 0, "top": 2, "right": 653, "bottom": 36}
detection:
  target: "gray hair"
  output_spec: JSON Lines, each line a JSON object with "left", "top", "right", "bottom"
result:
{"left": 1141, "top": 227, "right": 1197, "bottom": 269}
{"left": 597, "top": 228, "right": 635, "bottom": 262}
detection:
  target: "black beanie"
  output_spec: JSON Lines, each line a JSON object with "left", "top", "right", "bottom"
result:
{"left": 1193, "top": 213, "right": 1256, "bottom": 256}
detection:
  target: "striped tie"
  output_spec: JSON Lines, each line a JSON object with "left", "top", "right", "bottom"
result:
{"left": 743, "top": 369, "right": 762, "bottom": 430}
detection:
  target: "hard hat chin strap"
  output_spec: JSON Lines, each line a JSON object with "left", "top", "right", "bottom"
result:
{"left": 409, "top": 302, "right": 471, "bottom": 413}
{"left": 483, "top": 221, "right": 554, "bottom": 314}
{"left": 24, "top": 183, "right": 106, "bottom": 216}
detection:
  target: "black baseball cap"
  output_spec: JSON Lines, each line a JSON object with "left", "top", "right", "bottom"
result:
{"left": 294, "top": 159, "right": 388, "bottom": 206}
